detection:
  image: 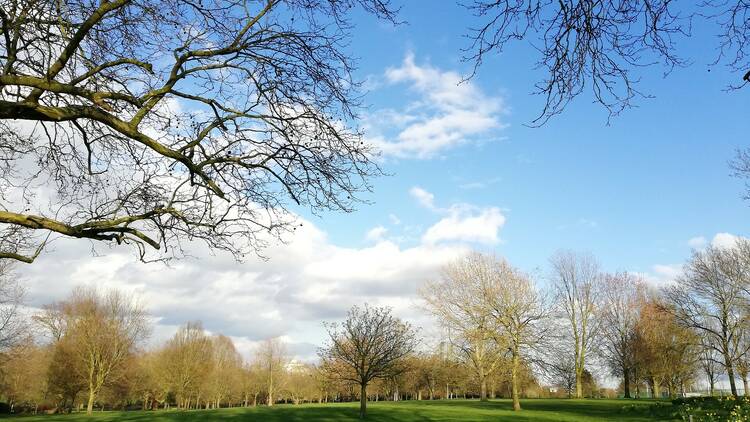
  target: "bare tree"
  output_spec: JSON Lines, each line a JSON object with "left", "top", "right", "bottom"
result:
{"left": 0, "top": 262, "right": 24, "bottom": 351}
{"left": 463, "top": 1, "right": 749, "bottom": 124}
{"left": 320, "top": 304, "right": 418, "bottom": 419}
{"left": 599, "top": 272, "right": 641, "bottom": 398}
{"left": 155, "top": 321, "right": 213, "bottom": 409}
{"left": 483, "top": 257, "right": 548, "bottom": 411}
{"left": 420, "top": 252, "right": 504, "bottom": 402}
{"left": 0, "top": 0, "right": 398, "bottom": 264}
{"left": 256, "top": 337, "right": 288, "bottom": 407}
{"left": 207, "top": 334, "right": 243, "bottom": 408}
{"left": 664, "top": 239, "right": 750, "bottom": 397}
{"left": 698, "top": 334, "right": 723, "bottom": 396}
{"left": 549, "top": 250, "right": 602, "bottom": 399}
{"left": 38, "top": 286, "right": 150, "bottom": 414}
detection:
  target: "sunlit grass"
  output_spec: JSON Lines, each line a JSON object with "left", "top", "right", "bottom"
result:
{"left": 1, "top": 398, "right": 678, "bottom": 421}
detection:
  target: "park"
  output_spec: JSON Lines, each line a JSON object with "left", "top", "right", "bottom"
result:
{"left": 0, "top": 0, "right": 749, "bottom": 421}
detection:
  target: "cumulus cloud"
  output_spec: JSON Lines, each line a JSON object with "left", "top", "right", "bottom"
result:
{"left": 408, "top": 186, "right": 506, "bottom": 245}
{"left": 422, "top": 206, "right": 506, "bottom": 245}
{"left": 18, "top": 216, "right": 468, "bottom": 361}
{"left": 367, "top": 53, "right": 507, "bottom": 159}
{"left": 711, "top": 232, "right": 742, "bottom": 249}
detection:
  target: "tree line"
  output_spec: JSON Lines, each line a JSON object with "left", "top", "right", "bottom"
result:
{"left": 2, "top": 239, "right": 750, "bottom": 417}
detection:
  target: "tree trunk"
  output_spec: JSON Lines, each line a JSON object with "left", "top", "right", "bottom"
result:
{"left": 743, "top": 373, "right": 749, "bottom": 397}
{"left": 86, "top": 389, "right": 96, "bottom": 415}
{"left": 623, "top": 367, "right": 631, "bottom": 399}
{"left": 479, "top": 373, "right": 488, "bottom": 401}
{"left": 723, "top": 349, "right": 739, "bottom": 397}
{"left": 359, "top": 383, "right": 367, "bottom": 419}
{"left": 511, "top": 350, "right": 521, "bottom": 411}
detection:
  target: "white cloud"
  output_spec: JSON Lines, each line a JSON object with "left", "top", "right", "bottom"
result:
{"left": 712, "top": 232, "right": 741, "bottom": 249}
{"left": 408, "top": 186, "right": 507, "bottom": 246}
{"left": 17, "top": 216, "right": 468, "bottom": 361}
{"left": 637, "top": 263, "right": 683, "bottom": 287}
{"left": 365, "top": 225, "right": 388, "bottom": 242}
{"left": 422, "top": 205, "right": 506, "bottom": 245}
{"left": 409, "top": 186, "right": 436, "bottom": 210}
{"left": 367, "top": 53, "right": 507, "bottom": 159}
{"left": 388, "top": 214, "right": 401, "bottom": 225}
{"left": 688, "top": 236, "right": 707, "bottom": 249}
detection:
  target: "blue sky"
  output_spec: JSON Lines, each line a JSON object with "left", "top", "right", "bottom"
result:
{"left": 18, "top": 1, "right": 750, "bottom": 362}
{"left": 309, "top": 1, "right": 750, "bottom": 277}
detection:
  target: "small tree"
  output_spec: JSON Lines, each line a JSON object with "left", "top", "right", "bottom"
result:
{"left": 320, "top": 305, "right": 418, "bottom": 419}
{"left": 256, "top": 337, "right": 288, "bottom": 407}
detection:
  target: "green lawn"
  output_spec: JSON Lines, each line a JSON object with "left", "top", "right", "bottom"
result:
{"left": 0, "top": 399, "right": 679, "bottom": 421}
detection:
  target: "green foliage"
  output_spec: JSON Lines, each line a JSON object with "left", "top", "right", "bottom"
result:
{"left": 0, "top": 399, "right": 678, "bottom": 421}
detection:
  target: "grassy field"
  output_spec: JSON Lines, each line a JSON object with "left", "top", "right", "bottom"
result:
{"left": 0, "top": 399, "right": 679, "bottom": 421}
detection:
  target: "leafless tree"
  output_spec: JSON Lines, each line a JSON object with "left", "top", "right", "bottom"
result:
{"left": 419, "top": 252, "right": 505, "bottom": 402}
{"left": 256, "top": 336, "right": 288, "bottom": 407}
{"left": 483, "top": 257, "right": 549, "bottom": 411}
{"left": 664, "top": 239, "right": 750, "bottom": 397}
{"left": 463, "top": 1, "right": 749, "bottom": 124}
{"left": 0, "top": 0, "right": 397, "bottom": 264}
{"left": 0, "top": 262, "right": 24, "bottom": 351}
{"left": 38, "top": 286, "right": 150, "bottom": 414}
{"left": 320, "top": 304, "right": 418, "bottom": 419}
{"left": 699, "top": 334, "right": 723, "bottom": 397}
{"left": 548, "top": 250, "right": 602, "bottom": 399}
{"left": 599, "top": 271, "right": 641, "bottom": 398}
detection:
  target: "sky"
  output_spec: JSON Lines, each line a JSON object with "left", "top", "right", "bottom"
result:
{"left": 16, "top": 2, "right": 750, "bottom": 364}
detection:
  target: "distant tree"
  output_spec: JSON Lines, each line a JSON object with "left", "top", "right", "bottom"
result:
{"left": 464, "top": 1, "right": 750, "bottom": 123}
{"left": 0, "top": 339, "right": 51, "bottom": 413}
{"left": 698, "top": 335, "right": 723, "bottom": 396}
{"left": 206, "top": 334, "right": 243, "bottom": 408}
{"left": 54, "top": 288, "right": 150, "bottom": 414}
{"left": 420, "top": 252, "right": 505, "bottom": 401}
{"left": 159, "top": 322, "right": 213, "bottom": 409}
{"left": 0, "top": 0, "right": 398, "bottom": 264}
{"left": 664, "top": 239, "right": 750, "bottom": 397}
{"left": 599, "top": 272, "right": 642, "bottom": 398}
{"left": 483, "top": 257, "right": 549, "bottom": 411}
{"left": 320, "top": 304, "right": 418, "bottom": 419}
{"left": 549, "top": 250, "right": 602, "bottom": 399}
{"left": 547, "top": 350, "right": 576, "bottom": 398}
{"left": 636, "top": 297, "right": 699, "bottom": 398}
{"left": 46, "top": 336, "right": 86, "bottom": 411}
{"left": 256, "top": 337, "right": 288, "bottom": 407}
{"left": 0, "top": 262, "right": 25, "bottom": 351}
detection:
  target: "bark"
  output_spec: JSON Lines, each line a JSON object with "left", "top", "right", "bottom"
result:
{"left": 511, "top": 351, "right": 521, "bottom": 411}
{"left": 722, "top": 348, "right": 739, "bottom": 397}
{"left": 652, "top": 379, "right": 661, "bottom": 399}
{"left": 480, "top": 374, "right": 488, "bottom": 401}
{"left": 86, "top": 389, "right": 95, "bottom": 415}
{"left": 359, "top": 383, "right": 367, "bottom": 419}
{"left": 623, "top": 368, "right": 631, "bottom": 399}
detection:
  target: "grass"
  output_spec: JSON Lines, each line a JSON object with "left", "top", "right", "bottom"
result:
{"left": 0, "top": 399, "right": 680, "bottom": 421}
